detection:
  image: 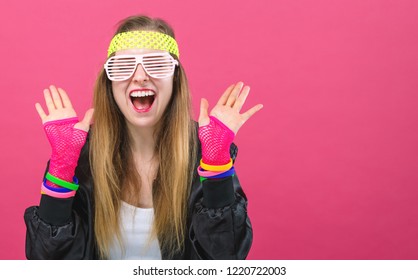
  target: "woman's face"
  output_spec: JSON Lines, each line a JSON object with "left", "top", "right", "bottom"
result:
{"left": 111, "top": 49, "right": 174, "bottom": 130}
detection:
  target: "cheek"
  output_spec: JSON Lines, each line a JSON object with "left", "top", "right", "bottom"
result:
{"left": 111, "top": 81, "right": 125, "bottom": 95}
{"left": 158, "top": 79, "right": 174, "bottom": 100}
{"left": 111, "top": 82, "right": 128, "bottom": 107}
{"left": 112, "top": 81, "right": 128, "bottom": 95}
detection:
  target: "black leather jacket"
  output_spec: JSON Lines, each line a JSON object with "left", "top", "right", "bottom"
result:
{"left": 24, "top": 132, "right": 253, "bottom": 259}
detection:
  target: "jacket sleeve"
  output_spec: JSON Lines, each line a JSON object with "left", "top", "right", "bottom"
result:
{"left": 189, "top": 143, "right": 253, "bottom": 259}
{"left": 23, "top": 140, "right": 96, "bottom": 260}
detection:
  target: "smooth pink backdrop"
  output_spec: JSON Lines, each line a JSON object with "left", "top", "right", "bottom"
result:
{"left": 0, "top": 0, "right": 417, "bottom": 260}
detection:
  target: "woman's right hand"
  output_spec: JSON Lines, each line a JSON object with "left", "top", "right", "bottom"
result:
{"left": 35, "top": 85, "right": 94, "bottom": 184}
{"left": 35, "top": 85, "right": 94, "bottom": 132}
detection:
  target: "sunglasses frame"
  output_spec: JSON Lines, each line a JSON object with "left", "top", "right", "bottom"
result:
{"left": 104, "top": 52, "right": 178, "bottom": 81}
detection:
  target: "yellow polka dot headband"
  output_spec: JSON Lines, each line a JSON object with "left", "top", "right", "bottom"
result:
{"left": 107, "top": 30, "right": 180, "bottom": 58}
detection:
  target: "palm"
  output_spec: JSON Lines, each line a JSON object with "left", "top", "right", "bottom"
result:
{"left": 199, "top": 82, "right": 263, "bottom": 134}
{"left": 35, "top": 85, "right": 93, "bottom": 132}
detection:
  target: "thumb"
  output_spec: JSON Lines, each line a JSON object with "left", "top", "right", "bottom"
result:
{"left": 198, "top": 98, "right": 210, "bottom": 126}
{"left": 74, "top": 108, "right": 94, "bottom": 132}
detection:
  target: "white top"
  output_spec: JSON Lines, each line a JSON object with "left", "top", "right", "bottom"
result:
{"left": 108, "top": 201, "right": 162, "bottom": 260}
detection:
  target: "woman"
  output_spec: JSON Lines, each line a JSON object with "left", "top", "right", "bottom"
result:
{"left": 24, "top": 15, "right": 263, "bottom": 259}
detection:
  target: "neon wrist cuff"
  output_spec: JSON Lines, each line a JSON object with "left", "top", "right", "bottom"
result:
{"left": 45, "top": 172, "right": 79, "bottom": 191}
{"left": 43, "top": 178, "right": 73, "bottom": 193}
{"left": 41, "top": 185, "right": 76, "bottom": 199}
{"left": 200, "top": 158, "right": 233, "bottom": 172}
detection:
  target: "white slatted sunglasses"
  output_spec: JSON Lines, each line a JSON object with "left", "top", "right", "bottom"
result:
{"left": 104, "top": 52, "right": 178, "bottom": 81}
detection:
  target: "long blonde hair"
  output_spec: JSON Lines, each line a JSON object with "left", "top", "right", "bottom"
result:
{"left": 90, "top": 15, "right": 197, "bottom": 259}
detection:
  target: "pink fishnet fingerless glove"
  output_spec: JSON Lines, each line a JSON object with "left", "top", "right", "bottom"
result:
{"left": 198, "top": 116, "right": 235, "bottom": 165}
{"left": 43, "top": 117, "right": 87, "bottom": 186}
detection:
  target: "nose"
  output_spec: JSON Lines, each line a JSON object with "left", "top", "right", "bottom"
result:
{"left": 132, "top": 63, "right": 149, "bottom": 82}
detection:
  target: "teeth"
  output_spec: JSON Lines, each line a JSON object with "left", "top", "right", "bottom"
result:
{"left": 130, "top": 91, "right": 155, "bottom": 98}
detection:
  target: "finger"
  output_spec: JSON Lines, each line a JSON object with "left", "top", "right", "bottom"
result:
{"left": 198, "top": 98, "right": 210, "bottom": 126}
{"left": 35, "top": 103, "right": 47, "bottom": 122}
{"left": 74, "top": 108, "right": 94, "bottom": 132}
{"left": 233, "top": 85, "right": 250, "bottom": 112}
{"left": 241, "top": 104, "right": 264, "bottom": 122}
{"left": 43, "top": 88, "right": 56, "bottom": 112}
{"left": 49, "top": 85, "right": 63, "bottom": 109}
{"left": 216, "top": 83, "right": 235, "bottom": 106}
{"left": 226, "top": 81, "right": 244, "bottom": 107}
{"left": 57, "top": 87, "right": 73, "bottom": 109}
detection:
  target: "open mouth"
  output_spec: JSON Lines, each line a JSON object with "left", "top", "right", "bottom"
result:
{"left": 130, "top": 90, "right": 156, "bottom": 112}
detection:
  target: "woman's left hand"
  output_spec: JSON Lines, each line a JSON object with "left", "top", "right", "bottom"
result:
{"left": 199, "top": 82, "right": 263, "bottom": 134}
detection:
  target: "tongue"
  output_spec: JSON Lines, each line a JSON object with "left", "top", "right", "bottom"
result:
{"left": 132, "top": 96, "right": 153, "bottom": 110}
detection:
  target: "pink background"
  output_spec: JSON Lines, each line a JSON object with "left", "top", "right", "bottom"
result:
{"left": 0, "top": 0, "right": 417, "bottom": 260}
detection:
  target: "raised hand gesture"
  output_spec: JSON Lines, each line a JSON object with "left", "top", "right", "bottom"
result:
{"left": 198, "top": 82, "right": 263, "bottom": 166}
{"left": 35, "top": 85, "right": 94, "bottom": 184}
{"left": 198, "top": 82, "right": 263, "bottom": 134}
{"left": 35, "top": 85, "right": 94, "bottom": 132}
